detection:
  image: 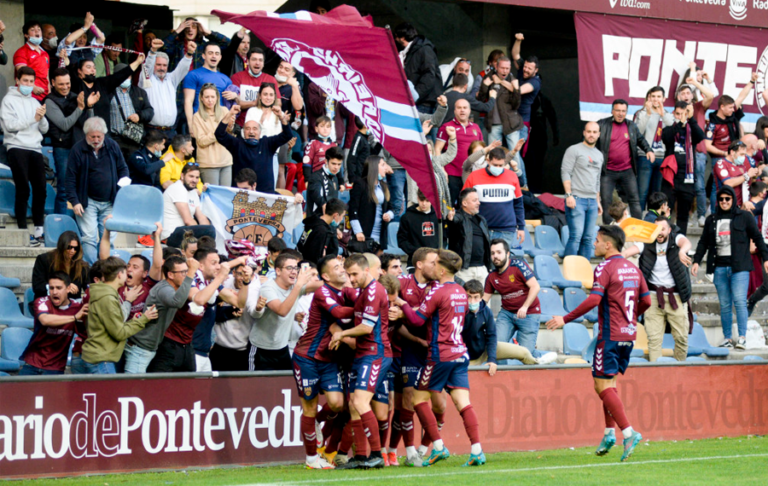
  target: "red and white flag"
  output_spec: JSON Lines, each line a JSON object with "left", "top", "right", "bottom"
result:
{"left": 213, "top": 5, "right": 441, "bottom": 217}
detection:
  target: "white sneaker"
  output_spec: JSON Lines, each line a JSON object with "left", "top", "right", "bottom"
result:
{"left": 405, "top": 451, "right": 424, "bottom": 467}
{"left": 315, "top": 421, "right": 324, "bottom": 449}
{"left": 334, "top": 453, "right": 349, "bottom": 466}
{"left": 537, "top": 351, "right": 558, "bottom": 365}
{"left": 305, "top": 456, "right": 335, "bottom": 469}
{"left": 698, "top": 216, "right": 706, "bottom": 227}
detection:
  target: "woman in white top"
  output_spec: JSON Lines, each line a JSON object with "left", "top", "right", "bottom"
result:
{"left": 245, "top": 83, "right": 284, "bottom": 188}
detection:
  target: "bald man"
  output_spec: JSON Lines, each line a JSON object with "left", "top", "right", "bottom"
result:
{"left": 435, "top": 98, "right": 484, "bottom": 204}
{"left": 562, "top": 121, "right": 604, "bottom": 258}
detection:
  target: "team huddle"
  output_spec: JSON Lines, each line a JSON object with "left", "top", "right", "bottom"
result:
{"left": 292, "top": 224, "right": 651, "bottom": 470}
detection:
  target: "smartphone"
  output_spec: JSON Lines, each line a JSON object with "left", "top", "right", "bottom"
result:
{"left": 301, "top": 262, "right": 309, "bottom": 272}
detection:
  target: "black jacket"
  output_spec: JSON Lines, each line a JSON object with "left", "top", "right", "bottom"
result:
{"left": 297, "top": 214, "right": 339, "bottom": 266}
{"left": 638, "top": 230, "right": 692, "bottom": 303}
{"left": 127, "top": 146, "right": 165, "bottom": 188}
{"left": 447, "top": 210, "right": 491, "bottom": 270}
{"left": 694, "top": 185, "right": 768, "bottom": 274}
{"left": 661, "top": 118, "right": 706, "bottom": 196}
{"left": 44, "top": 90, "right": 80, "bottom": 148}
{"left": 115, "top": 85, "right": 155, "bottom": 127}
{"left": 347, "top": 131, "right": 370, "bottom": 183}
{"left": 596, "top": 116, "right": 653, "bottom": 175}
{"left": 70, "top": 66, "right": 137, "bottom": 135}
{"left": 461, "top": 300, "right": 497, "bottom": 363}
{"left": 65, "top": 137, "right": 130, "bottom": 209}
{"left": 403, "top": 36, "right": 441, "bottom": 107}
{"left": 306, "top": 168, "right": 339, "bottom": 217}
{"left": 348, "top": 177, "right": 390, "bottom": 250}
{"left": 32, "top": 251, "right": 89, "bottom": 300}
{"left": 397, "top": 205, "right": 440, "bottom": 265}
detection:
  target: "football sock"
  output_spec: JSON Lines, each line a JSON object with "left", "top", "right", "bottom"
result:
{"left": 599, "top": 388, "right": 631, "bottom": 431}
{"left": 435, "top": 411, "right": 445, "bottom": 431}
{"left": 400, "top": 409, "right": 415, "bottom": 447}
{"left": 622, "top": 426, "right": 635, "bottom": 439}
{"left": 471, "top": 443, "right": 482, "bottom": 455}
{"left": 460, "top": 404, "right": 481, "bottom": 445}
{"left": 361, "top": 410, "right": 382, "bottom": 452}
{"left": 325, "top": 412, "right": 349, "bottom": 454}
{"left": 604, "top": 428, "right": 614, "bottom": 436}
{"left": 378, "top": 419, "right": 390, "bottom": 450}
{"left": 306, "top": 454, "right": 318, "bottom": 463}
{"left": 350, "top": 419, "right": 368, "bottom": 458}
{"left": 603, "top": 403, "right": 617, "bottom": 429}
{"left": 301, "top": 415, "right": 317, "bottom": 456}
{"left": 406, "top": 445, "right": 417, "bottom": 457}
{"left": 414, "top": 402, "right": 442, "bottom": 448}
{"left": 418, "top": 444, "right": 429, "bottom": 456}
{"left": 389, "top": 410, "right": 402, "bottom": 450}
{"left": 339, "top": 421, "right": 354, "bottom": 456}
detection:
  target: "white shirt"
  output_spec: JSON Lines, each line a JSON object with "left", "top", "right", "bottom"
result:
{"left": 636, "top": 234, "right": 686, "bottom": 288}
{"left": 144, "top": 52, "right": 192, "bottom": 127}
{"left": 162, "top": 180, "right": 200, "bottom": 239}
{"left": 248, "top": 279, "right": 307, "bottom": 350}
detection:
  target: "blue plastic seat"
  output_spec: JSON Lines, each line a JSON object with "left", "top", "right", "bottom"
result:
{"left": 510, "top": 230, "right": 547, "bottom": 257}
{"left": 0, "top": 371, "right": 9, "bottom": 376}
{"left": 534, "top": 225, "right": 566, "bottom": 258}
{"left": 23, "top": 287, "right": 35, "bottom": 318}
{"left": 656, "top": 356, "right": 678, "bottom": 363}
{"left": 110, "top": 249, "right": 133, "bottom": 263}
{"left": 105, "top": 185, "right": 164, "bottom": 235}
{"left": 662, "top": 333, "right": 703, "bottom": 356}
{"left": 0, "top": 180, "right": 30, "bottom": 218}
{"left": 387, "top": 222, "right": 406, "bottom": 256}
{"left": 507, "top": 359, "right": 524, "bottom": 366}
{"left": 0, "top": 287, "right": 33, "bottom": 329}
{"left": 141, "top": 249, "right": 154, "bottom": 264}
{"left": 0, "top": 272, "right": 21, "bottom": 289}
{"left": 563, "top": 322, "right": 591, "bottom": 355}
{"left": 744, "top": 355, "right": 765, "bottom": 361}
{"left": 582, "top": 335, "right": 597, "bottom": 363}
{"left": 686, "top": 356, "right": 707, "bottom": 362}
{"left": 339, "top": 190, "right": 350, "bottom": 204}
{"left": 563, "top": 287, "right": 598, "bottom": 322}
{"left": 689, "top": 323, "right": 730, "bottom": 357}
{"left": 24, "top": 183, "right": 56, "bottom": 215}
{"left": 0, "top": 327, "right": 33, "bottom": 371}
{"left": 629, "top": 357, "right": 648, "bottom": 364}
{"left": 533, "top": 255, "right": 581, "bottom": 289}
{"left": 44, "top": 214, "right": 80, "bottom": 248}
{"left": 537, "top": 287, "right": 567, "bottom": 323}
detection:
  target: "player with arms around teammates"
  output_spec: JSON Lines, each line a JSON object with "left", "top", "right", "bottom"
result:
{"left": 547, "top": 225, "right": 650, "bottom": 461}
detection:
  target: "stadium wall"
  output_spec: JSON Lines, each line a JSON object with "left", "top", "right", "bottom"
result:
{"left": 1, "top": 363, "right": 767, "bottom": 479}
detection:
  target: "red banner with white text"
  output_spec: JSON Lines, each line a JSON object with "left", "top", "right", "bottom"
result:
{"left": 1, "top": 366, "right": 767, "bottom": 479}
{"left": 575, "top": 12, "right": 768, "bottom": 130}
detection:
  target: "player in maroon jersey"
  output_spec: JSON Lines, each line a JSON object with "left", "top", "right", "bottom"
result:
{"left": 547, "top": 225, "right": 651, "bottom": 462}
{"left": 293, "top": 255, "right": 356, "bottom": 469}
{"left": 100, "top": 218, "right": 164, "bottom": 320}
{"left": 20, "top": 273, "right": 88, "bottom": 375}
{"left": 388, "top": 247, "right": 447, "bottom": 466}
{"left": 329, "top": 254, "right": 392, "bottom": 469}
{"left": 398, "top": 250, "right": 486, "bottom": 467}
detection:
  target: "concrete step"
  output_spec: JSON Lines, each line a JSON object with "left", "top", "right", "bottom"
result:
{"left": 0, "top": 229, "right": 30, "bottom": 247}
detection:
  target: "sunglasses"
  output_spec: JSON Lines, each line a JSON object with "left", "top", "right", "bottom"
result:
{"left": 186, "top": 162, "right": 199, "bottom": 167}
{"left": 66, "top": 245, "right": 79, "bottom": 251}
{"left": 718, "top": 197, "right": 732, "bottom": 202}
{"left": 458, "top": 58, "right": 471, "bottom": 65}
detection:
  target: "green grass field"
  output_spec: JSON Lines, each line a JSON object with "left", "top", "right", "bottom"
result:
{"left": 20, "top": 435, "right": 768, "bottom": 486}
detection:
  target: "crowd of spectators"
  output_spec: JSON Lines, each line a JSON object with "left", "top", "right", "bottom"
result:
{"left": 3, "top": 3, "right": 768, "bottom": 379}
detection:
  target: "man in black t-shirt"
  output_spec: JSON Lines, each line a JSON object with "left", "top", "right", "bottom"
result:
{"left": 446, "top": 188, "right": 491, "bottom": 283}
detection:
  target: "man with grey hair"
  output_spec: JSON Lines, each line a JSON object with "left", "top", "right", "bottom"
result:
{"left": 65, "top": 117, "right": 130, "bottom": 263}
{"left": 144, "top": 37, "right": 195, "bottom": 139}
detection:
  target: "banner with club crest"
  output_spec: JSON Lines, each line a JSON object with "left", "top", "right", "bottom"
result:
{"left": 201, "top": 185, "right": 304, "bottom": 252}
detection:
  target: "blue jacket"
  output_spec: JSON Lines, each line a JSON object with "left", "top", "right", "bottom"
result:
{"left": 461, "top": 301, "right": 497, "bottom": 363}
{"left": 215, "top": 121, "right": 292, "bottom": 193}
{"left": 65, "top": 137, "right": 129, "bottom": 209}
{"left": 127, "top": 146, "right": 165, "bottom": 188}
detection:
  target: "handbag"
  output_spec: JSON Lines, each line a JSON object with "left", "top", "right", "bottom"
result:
{"left": 115, "top": 93, "right": 144, "bottom": 145}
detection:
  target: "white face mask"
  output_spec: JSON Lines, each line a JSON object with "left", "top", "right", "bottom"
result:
{"left": 275, "top": 74, "right": 288, "bottom": 83}
{"left": 48, "top": 37, "right": 59, "bottom": 49}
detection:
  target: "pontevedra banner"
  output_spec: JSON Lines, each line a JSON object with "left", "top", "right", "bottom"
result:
{"left": 575, "top": 12, "right": 768, "bottom": 130}
{"left": 212, "top": 6, "right": 441, "bottom": 217}
{"left": 1, "top": 365, "right": 768, "bottom": 478}
{"left": 201, "top": 185, "right": 303, "bottom": 251}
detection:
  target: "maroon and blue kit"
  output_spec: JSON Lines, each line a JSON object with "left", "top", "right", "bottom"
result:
{"left": 349, "top": 279, "right": 392, "bottom": 403}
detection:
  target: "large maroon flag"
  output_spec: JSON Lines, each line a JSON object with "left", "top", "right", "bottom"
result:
{"left": 213, "top": 5, "right": 441, "bottom": 217}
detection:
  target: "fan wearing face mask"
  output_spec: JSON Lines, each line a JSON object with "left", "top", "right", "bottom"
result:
{"left": 108, "top": 63, "right": 155, "bottom": 160}
{"left": 12, "top": 20, "right": 51, "bottom": 101}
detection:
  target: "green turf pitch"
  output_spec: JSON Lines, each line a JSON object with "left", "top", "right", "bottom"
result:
{"left": 21, "top": 436, "right": 768, "bottom": 486}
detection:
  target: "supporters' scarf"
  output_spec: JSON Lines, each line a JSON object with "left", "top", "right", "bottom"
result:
{"left": 709, "top": 111, "right": 741, "bottom": 147}
{"left": 224, "top": 239, "right": 266, "bottom": 269}
{"left": 680, "top": 122, "right": 694, "bottom": 184}
{"left": 63, "top": 45, "right": 151, "bottom": 88}
{"left": 651, "top": 118, "right": 663, "bottom": 151}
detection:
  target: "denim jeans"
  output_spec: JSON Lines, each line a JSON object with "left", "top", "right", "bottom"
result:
{"left": 637, "top": 154, "right": 663, "bottom": 211}
{"left": 19, "top": 364, "right": 64, "bottom": 375}
{"left": 52, "top": 147, "right": 71, "bottom": 215}
{"left": 565, "top": 197, "right": 599, "bottom": 258}
{"left": 75, "top": 198, "right": 115, "bottom": 264}
{"left": 695, "top": 152, "right": 708, "bottom": 217}
{"left": 490, "top": 229, "right": 521, "bottom": 253}
{"left": 601, "top": 169, "right": 642, "bottom": 223}
{"left": 387, "top": 168, "right": 407, "bottom": 222}
{"left": 488, "top": 125, "right": 529, "bottom": 187}
{"left": 123, "top": 343, "right": 157, "bottom": 374}
{"left": 80, "top": 360, "right": 117, "bottom": 374}
{"left": 495, "top": 308, "right": 541, "bottom": 359}
{"left": 713, "top": 267, "right": 749, "bottom": 340}
{"left": 70, "top": 355, "right": 89, "bottom": 374}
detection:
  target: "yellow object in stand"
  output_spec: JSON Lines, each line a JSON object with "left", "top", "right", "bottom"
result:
{"left": 619, "top": 217, "right": 662, "bottom": 243}
{"left": 563, "top": 255, "right": 594, "bottom": 289}
{"left": 525, "top": 219, "right": 541, "bottom": 227}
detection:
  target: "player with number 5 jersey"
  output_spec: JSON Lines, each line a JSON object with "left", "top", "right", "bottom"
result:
{"left": 398, "top": 250, "right": 486, "bottom": 467}
{"left": 546, "top": 226, "right": 651, "bottom": 463}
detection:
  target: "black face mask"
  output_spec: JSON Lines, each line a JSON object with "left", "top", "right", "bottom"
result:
{"left": 83, "top": 74, "right": 96, "bottom": 84}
